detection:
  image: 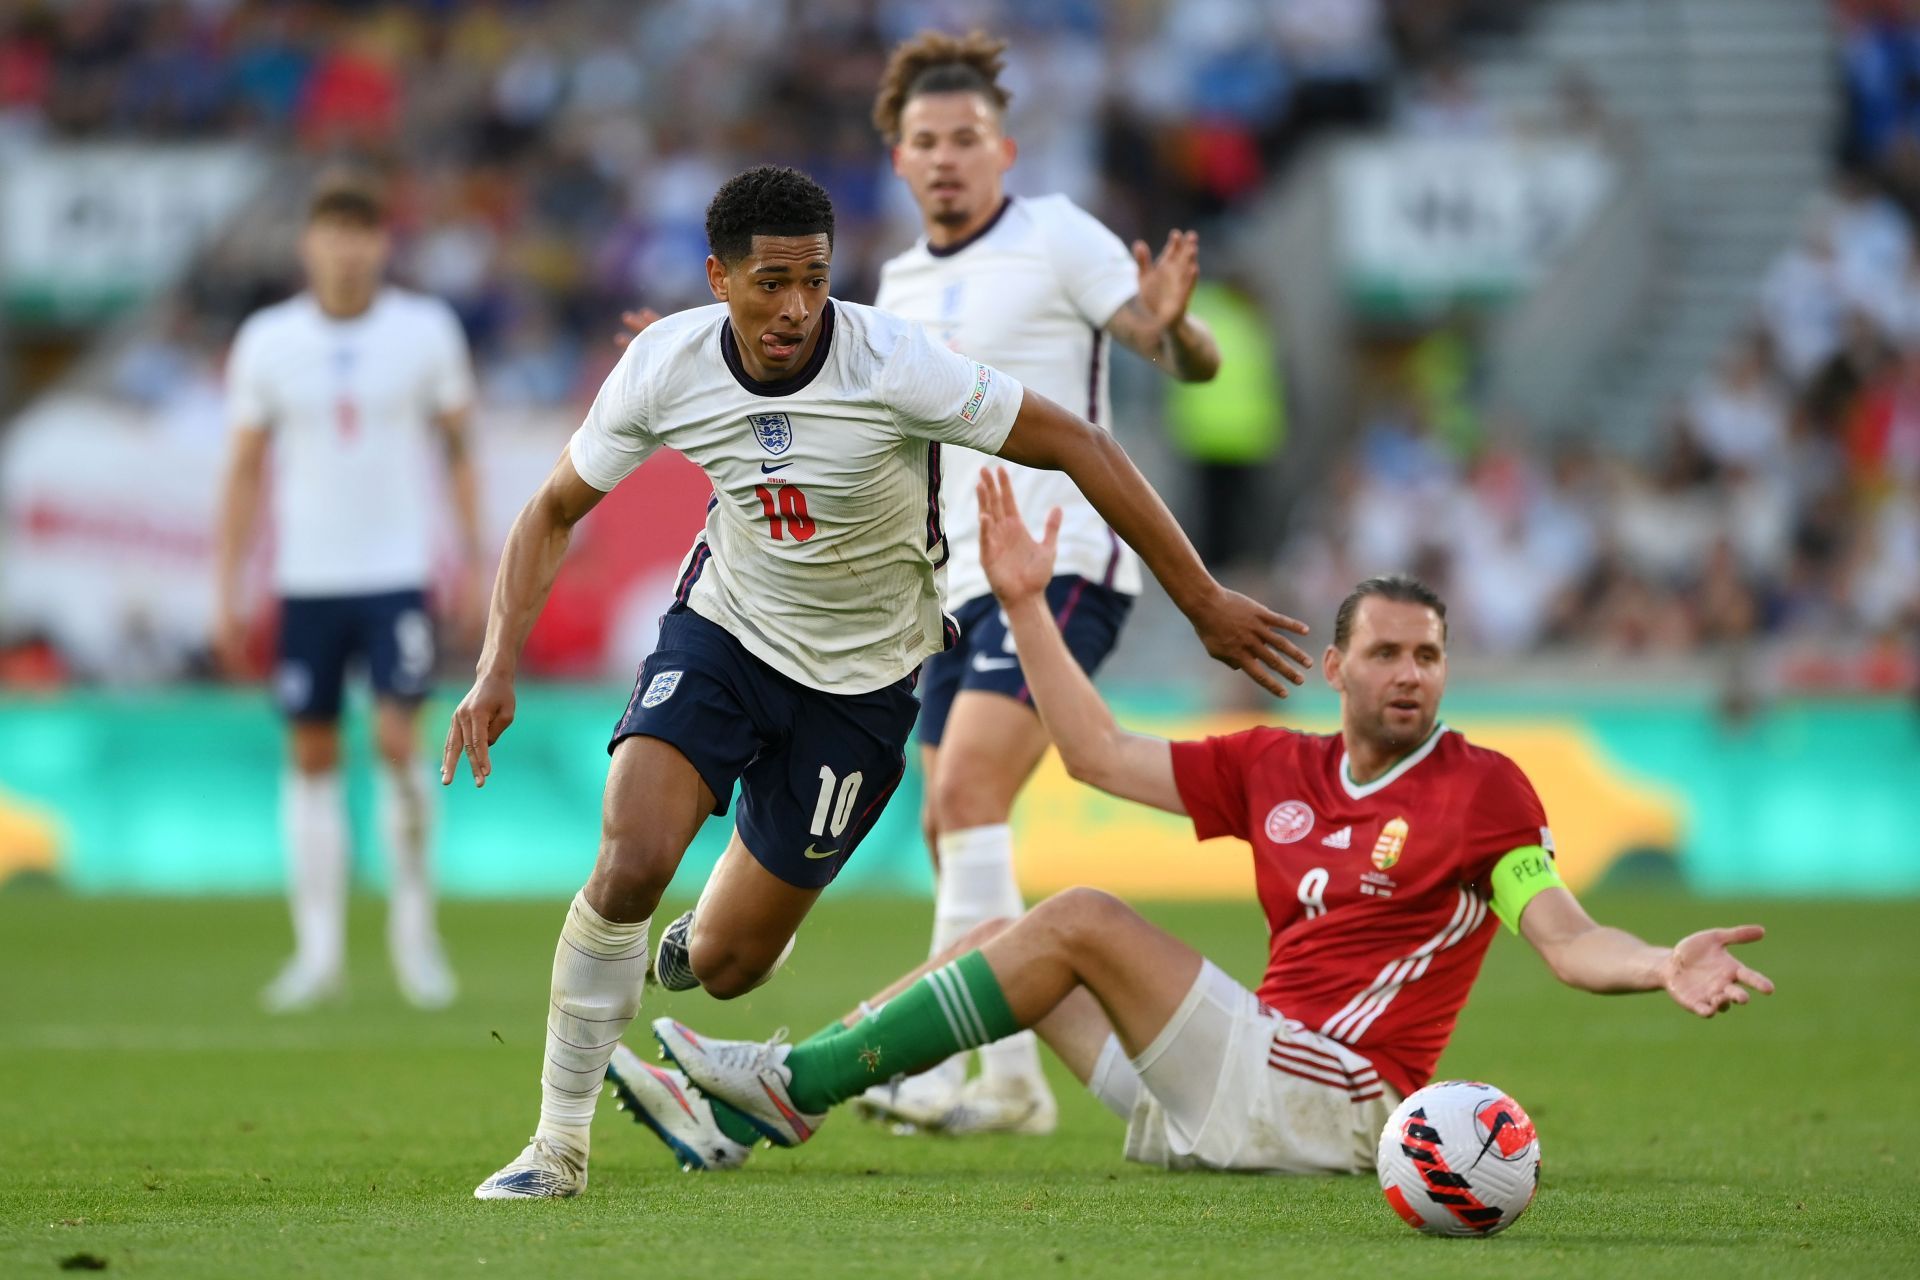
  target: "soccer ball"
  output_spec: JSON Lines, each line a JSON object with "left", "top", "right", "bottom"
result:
{"left": 1375, "top": 1080, "right": 1541, "bottom": 1237}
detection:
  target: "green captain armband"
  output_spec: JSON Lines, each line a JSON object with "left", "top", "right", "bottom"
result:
{"left": 1487, "top": 845, "right": 1565, "bottom": 934}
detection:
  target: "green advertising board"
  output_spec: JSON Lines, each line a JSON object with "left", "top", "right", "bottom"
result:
{"left": 1, "top": 686, "right": 1915, "bottom": 899}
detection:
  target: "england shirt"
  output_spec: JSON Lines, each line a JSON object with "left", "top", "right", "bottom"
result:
{"left": 876, "top": 194, "right": 1144, "bottom": 607}
{"left": 568, "top": 300, "right": 1023, "bottom": 694}
{"left": 226, "top": 288, "right": 474, "bottom": 596}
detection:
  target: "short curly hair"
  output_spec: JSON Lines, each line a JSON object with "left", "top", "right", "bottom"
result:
{"left": 705, "top": 165, "right": 836, "bottom": 266}
{"left": 872, "top": 30, "right": 1011, "bottom": 145}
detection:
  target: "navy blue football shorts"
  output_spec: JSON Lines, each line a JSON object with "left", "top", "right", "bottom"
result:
{"left": 275, "top": 587, "right": 435, "bottom": 722}
{"left": 610, "top": 606, "right": 922, "bottom": 890}
{"left": 918, "top": 574, "right": 1134, "bottom": 748}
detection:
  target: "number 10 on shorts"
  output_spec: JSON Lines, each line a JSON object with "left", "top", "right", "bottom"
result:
{"left": 810, "top": 766, "right": 864, "bottom": 839}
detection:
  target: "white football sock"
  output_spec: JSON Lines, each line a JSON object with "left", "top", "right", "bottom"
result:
{"left": 282, "top": 768, "right": 347, "bottom": 974}
{"left": 935, "top": 823, "right": 1047, "bottom": 1088}
{"left": 1088, "top": 1033, "right": 1142, "bottom": 1120}
{"left": 536, "top": 892, "right": 649, "bottom": 1160}
{"left": 378, "top": 763, "right": 438, "bottom": 955}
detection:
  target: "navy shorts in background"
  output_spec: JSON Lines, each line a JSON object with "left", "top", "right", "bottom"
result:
{"left": 917, "top": 574, "right": 1133, "bottom": 747}
{"left": 611, "top": 607, "right": 921, "bottom": 890}
{"left": 275, "top": 588, "right": 435, "bottom": 721}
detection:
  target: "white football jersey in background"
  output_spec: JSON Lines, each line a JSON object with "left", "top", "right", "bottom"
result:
{"left": 568, "top": 300, "right": 1022, "bottom": 694}
{"left": 877, "top": 194, "right": 1144, "bottom": 607}
{"left": 226, "top": 288, "right": 474, "bottom": 596}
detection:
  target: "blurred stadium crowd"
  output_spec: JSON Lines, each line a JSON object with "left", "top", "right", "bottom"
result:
{"left": 0, "top": 0, "right": 1913, "bottom": 687}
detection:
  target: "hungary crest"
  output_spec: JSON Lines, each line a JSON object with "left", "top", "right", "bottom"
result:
{"left": 750, "top": 412, "right": 793, "bottom": 455}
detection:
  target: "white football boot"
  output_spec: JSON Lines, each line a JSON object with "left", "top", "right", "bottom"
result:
{"left": 651, "top": 1018, "right": 824, "bottom": 1147}
{"left": 939, "top": 1074, "right": 1060, "bottom": 1137}
{"left": 606, "top": 1042, "right": 752, "bottom": 1171}
{"left": 651, "top": 910, "right": 700, "bottom": 992}
{"left": 392, "top": 936, "right": 458, "bottom": 1010}
{"left": 259, "top": 956, "right": 342, "bottom": 1014}
{"left": 852, "top": 1066, "right": 964, "bottom": 1132}
{"left": 473, "top": 1136, "right": 587, "bottom": 1200}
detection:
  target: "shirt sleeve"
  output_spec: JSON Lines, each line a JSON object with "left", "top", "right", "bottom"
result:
{"left": 1463, "top": 754, "right": 1553, "bottom": 889}
{"left": 225, "top": 318, "right": 272, "bottom": 432}
{"left": 426, "top": 303, "right": 476, "bottom": 415}
{"left": 879, "top": 318, "right": 1023, "bottom": 454}
{"left": 1041, "top": 199, "right": 1141, "bottom": 329}
{"left": 567, "top": 342, "right": 662, "bottom": 492}
{"left": 1169, "top": 731, "right": 1265, "bottom": 842}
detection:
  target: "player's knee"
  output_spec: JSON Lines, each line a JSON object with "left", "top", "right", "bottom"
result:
{"left": 588, "top": 826, "right": 680, "bottom": 917}
{"left": 686, "top": 936, "right": 772, "bottom": 1001}
{"left": 929, "top": 761, "right": 1015, "bottom": 832}
{"left": 289, "top": 730, "right": 341, "bottom": 775}
{"left": 1033, "top": 886, "right": 1130, "bottom": 945}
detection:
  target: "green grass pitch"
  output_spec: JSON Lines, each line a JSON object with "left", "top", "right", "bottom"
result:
{"left": 2, "top": 891, "right": 1916, "bottom": 1277}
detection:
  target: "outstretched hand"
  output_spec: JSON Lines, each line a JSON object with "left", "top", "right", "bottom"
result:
{"left": 1663, "top": 924, "right": 1774, "bottom": 1017}
{"left": 1187, "top": 586, "right": 1313, "bottom": 698}
{"left": 978, "top": 468, "right": 1060, "bottom": 607}
{"left": 1132, "top": 229, "right": 1201, "bottom": 330}
{"left": 614, "top": 308, "right": 661, "bottom": 348}
{"left": 440, "top": 671, "right": 516, "bottom": 788}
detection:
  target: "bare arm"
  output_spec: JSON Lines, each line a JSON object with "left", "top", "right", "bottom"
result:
{"left": 438, "top": 406, "right": 484, "bottom": 571}
{"left": 979, "top": 470, "right": 1185, "bottom": 813}
{"left": 212, "top": 426, "right": 269, "bottom": 673}
{"left": 1102, "top": 230, "right": 1220, "bottom": 383}
{"left": 437, "top": 406, "right": 487, "bottom": 641}
{"left": 994, "top": 388, "right": 1309, "bottom": 695}
{"left": 441, "top": 449, "right": 607, "bottom": 786}
{"left": 1519, "top": 886, "right": 1775, "bottom": 1015}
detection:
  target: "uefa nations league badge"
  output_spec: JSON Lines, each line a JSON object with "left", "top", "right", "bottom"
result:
{"left": 750, "top": 412, "right": 793, "bottom": 455}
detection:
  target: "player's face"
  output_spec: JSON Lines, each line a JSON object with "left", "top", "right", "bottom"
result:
{"left": 298, "top": 216, "right": 390, "bottom": 313}
{"left": 892, "top": 92, "right": 1015, "bottom": 230}
{"left": 707, "top": 234, "right": 832, "bottom": 382}
{"left": 1326, "top": 599, "right": 1447, "bottom": 752}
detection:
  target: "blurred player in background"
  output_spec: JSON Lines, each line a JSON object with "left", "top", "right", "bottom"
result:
{"left": 214, "top": 174, "right": 483, "bottom": 1013}
{"left": 853, "top": 30, "right": 1225, "bottom": 1137}
{"left": 614, "top": 470, "right": 1775, "bottom": 1176}
{"left": 445, "top": 165, "right": 1308, "bottom": 1200}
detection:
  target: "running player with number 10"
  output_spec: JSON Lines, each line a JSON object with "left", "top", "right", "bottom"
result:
{"left": 448, "top": 166, "right": 1311, "bottom": 1199}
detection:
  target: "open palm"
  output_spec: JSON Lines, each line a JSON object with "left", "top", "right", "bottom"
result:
{"left": 977, "top": 469, "right": 1060, "bottom": 606}
{"left": 1664, "top": 924, "right": 1774, "bottom": 1017}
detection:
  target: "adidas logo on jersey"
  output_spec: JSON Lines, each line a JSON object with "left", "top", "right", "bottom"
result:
{"left": 1321, "top": 826, "right": 1353, "bottom": 849}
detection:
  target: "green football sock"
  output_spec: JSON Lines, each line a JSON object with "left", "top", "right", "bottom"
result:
{"left": 784, "top": 949, "right": 1020, "bottom": 1113}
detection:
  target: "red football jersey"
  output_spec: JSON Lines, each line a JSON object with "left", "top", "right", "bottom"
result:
{"left": 1170, "top": 724, "right": 1550, "bottom": 1098}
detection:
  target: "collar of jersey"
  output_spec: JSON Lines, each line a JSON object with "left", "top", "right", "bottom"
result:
{"left": 926, "top": 196, "right": 1013, "bottom": 259}
{"left": 720, "top": 300, "right": 836, "bottom": 397}
{"left": 1338, "top": 721, "right": 1448, "bottom": 800}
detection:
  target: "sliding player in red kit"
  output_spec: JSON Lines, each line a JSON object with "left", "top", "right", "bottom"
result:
{"left": 609, "top": 471, "right": 1773, "bottom": 1175}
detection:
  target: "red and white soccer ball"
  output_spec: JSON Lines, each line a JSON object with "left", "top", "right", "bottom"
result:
{"left": 1375, "top": 1080, "right": 1541, "bottom": 1237}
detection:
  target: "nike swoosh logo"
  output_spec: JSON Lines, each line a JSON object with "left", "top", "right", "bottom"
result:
{"left": 802, "top": 844, "right": 838, "bottom": 860}
{"left": 971, "top": 655, "right": 1018, "bottom": 673}
{"left": 1469, "top": 1111, "right": 1516, "bottom": 1171}
{"left": 761, "top": 461, "right": 793, "bottom": 474}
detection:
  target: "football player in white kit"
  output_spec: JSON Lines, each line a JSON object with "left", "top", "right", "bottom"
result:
{"left": 448, "top": 165, "right": 1310, "bottom": 1199}
{"left": 215, "top": 175, "right": 482, "bottom": 1012}
{"left": 847, "top": 31, "right": 1229, "bottom": 1135}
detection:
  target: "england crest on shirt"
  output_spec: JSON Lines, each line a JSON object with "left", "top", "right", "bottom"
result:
{"left": 750, "top": 412, "right": 793, "bottom": 456}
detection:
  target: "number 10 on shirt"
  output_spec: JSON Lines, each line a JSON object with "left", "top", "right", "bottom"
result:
{"left": 754, "top": 484, "right": 816, "bottom": 541}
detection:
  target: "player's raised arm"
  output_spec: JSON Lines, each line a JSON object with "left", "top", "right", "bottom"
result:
{"left": 977, "top": 469, "right": 1185, "bottom": 814}
{"left": 1103, "top": 229, "right": 1221, "bottom": 383}
{"left": 441, "top": 450, "right": 607, "bottom": 788}
{"left": 994, "top": 388, "right": 1310, "bottom": 697}
{"left": 1514, "top": 883, "right": 1775, "bottom": 1017}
